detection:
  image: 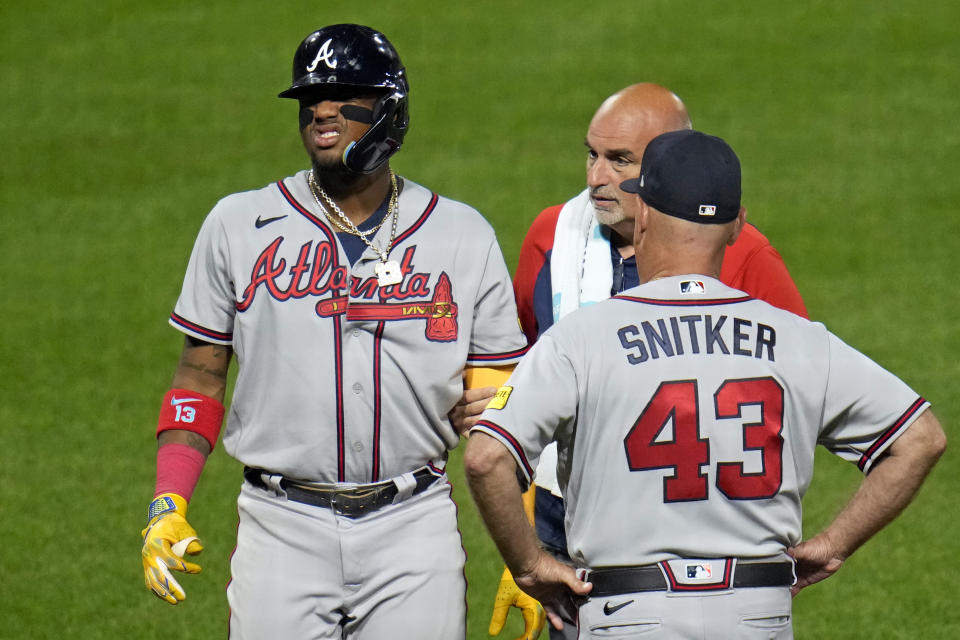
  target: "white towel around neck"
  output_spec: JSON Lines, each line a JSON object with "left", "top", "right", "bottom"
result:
{"left": 538, "top": 189, "right": 613, "bottom": 496}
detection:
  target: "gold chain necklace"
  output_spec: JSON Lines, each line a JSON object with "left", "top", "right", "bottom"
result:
{"left": 307, "top": 170, "right": 403, "bottom": 286}
{"left": 308, "top": 171, "right": 393, "bottom": 238}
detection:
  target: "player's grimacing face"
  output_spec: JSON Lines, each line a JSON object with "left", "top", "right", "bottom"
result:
{"left": 299, "top": 93, "right": 378, "bottom": 171}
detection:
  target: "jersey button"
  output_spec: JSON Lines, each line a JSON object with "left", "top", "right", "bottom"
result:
{"left": 352, "top": 382, "right": 362, "bottom": 394}
{"left": 352, "top": 329, "right": 361, "bottom": 338}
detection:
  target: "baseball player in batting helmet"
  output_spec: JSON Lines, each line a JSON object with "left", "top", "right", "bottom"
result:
{"left": 465, "top": 129, "right": 946, "bottom": 638}
{"left": 278, "top": 23, "right": 410, "bottom": 174}
{"left": 139, "top": 23, "right": 527, "bottom": 639}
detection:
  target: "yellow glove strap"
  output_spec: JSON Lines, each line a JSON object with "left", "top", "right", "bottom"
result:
{"left": 147, "top": 492, "right": 188, "bottom": 523}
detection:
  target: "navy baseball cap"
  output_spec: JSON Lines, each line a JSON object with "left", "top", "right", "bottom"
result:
{"left": 620, "top": 129, "right": 741, "bottom": 224}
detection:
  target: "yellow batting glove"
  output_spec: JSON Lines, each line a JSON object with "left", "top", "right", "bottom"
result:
{"left": 489, "top": 566, "right": 546, "bottom": 639}
{"left": 140, "top": 493, "right": 204, "bottom": 605}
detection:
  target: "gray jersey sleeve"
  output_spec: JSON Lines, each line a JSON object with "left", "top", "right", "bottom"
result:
{"left": 818, "top": 331, "right": 928, "bottom": 473}
{"left": 471, "top": 332, "right": 578, "bottom": 483}
{"left": 170, "top": 201, "right": 236, "bottom": 344}
{"left": 466, "top": 232, "right": 529, "bottom": 365}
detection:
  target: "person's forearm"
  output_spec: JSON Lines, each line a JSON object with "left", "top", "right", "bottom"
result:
{"left": 157, "top": 336, "right": 233, "bottom": 456}
{"left": 465, "top": 434, "right": 543, "bottom": 575}
{"left": 818, "top": 410, "right": 946, "bottom": 558}
{"left": 171, "top": 336, "right": 232, "bottom": 401}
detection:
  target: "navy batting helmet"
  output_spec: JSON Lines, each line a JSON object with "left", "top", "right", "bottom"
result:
{"left": 280, "top": 24, "right": 409, "bottom": 174}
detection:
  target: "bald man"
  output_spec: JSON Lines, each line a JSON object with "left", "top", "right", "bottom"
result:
{"left": 479, "top": 84, "right": 808, "bottom": 639}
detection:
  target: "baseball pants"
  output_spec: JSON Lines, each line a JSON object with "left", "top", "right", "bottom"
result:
{"left": 578, "top": 586, "right": 792, "bottom": 639}
{"left": 228, "top": 477, "right": 466, "bottom": 639}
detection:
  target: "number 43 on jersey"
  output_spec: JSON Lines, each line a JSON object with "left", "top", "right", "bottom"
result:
{"left": 624, "top": 378, "right": 784, "bottom": 502}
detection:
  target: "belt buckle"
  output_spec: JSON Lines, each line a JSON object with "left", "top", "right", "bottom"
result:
{"left": 661, "top": 559, "right": 734, "bottom": 591}
{"left": 329, "top": 493, "right": 358, "bottom": 517}
{"left": 329, "top": 486, "right": 383, "bottom": 518}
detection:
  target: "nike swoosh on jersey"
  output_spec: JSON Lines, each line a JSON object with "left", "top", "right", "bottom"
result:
{"left": 603, "top": 599, "right": 634, "bottom": 615}
{"left": 170, "top": 397, "right": 202, "bottom": 406}
{"left": 255, "top": 214, "right": 288, "bottom": 228}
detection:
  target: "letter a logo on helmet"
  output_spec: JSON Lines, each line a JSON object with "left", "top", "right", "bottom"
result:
{"left": 306, "top": 39, "right": 337, "bottom": 72}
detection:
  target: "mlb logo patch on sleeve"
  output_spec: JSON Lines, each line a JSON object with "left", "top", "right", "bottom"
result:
{"left": 680, "top": 280, "right": 705, "bottom": 294}
{"left": 486, "top": 386, "right": 513, "bottom": 410}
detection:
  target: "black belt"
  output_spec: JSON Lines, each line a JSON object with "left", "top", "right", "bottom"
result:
{"left": 588, "top": 561, "right": 794, "bottom": 597}
{"left": 243, "top": 466, "right": 441, "bottom": 519}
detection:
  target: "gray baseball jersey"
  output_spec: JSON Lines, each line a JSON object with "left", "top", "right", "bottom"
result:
{"left": 171, "top": 169, "right": 527, "bottom": 483}
{"left": 474, "top": 275, "right": 928, "bottom": 568}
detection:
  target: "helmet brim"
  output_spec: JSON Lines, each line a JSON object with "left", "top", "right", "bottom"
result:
{"left": 278, "top": 77, "right": 399, "bottom": 100}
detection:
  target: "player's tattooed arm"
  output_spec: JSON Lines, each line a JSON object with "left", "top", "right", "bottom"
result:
{"left": 171, "top": 336, "right": 233, "bottom": 402}
{"left": 158, "top": 336, "right": 234, "bottom": 455}
{"left": 158, "top": 428, "right": 212, "bottom": 454}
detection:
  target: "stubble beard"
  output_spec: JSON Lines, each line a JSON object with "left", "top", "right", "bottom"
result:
{"left": 310, "top": 152, "right": 364, "bottom": 193}
{"left": 594, "top": 204, "right": 626, "bottom": 227}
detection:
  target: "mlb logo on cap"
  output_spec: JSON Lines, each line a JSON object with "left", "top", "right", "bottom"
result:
{"left": 698, "top": 205, "right": 716, "bottom": 217}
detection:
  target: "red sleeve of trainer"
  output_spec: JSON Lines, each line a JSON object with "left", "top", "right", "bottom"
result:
{"left": 155, "top": 443, "right": 207, "bottom": 501}
{"left": 156, "top": 388, "right": 225, "bottom": 451}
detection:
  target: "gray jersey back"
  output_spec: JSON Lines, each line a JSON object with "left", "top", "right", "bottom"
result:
{"left": 172, "top": 170, "right": 527, "bottom": 483}
{"left": 475, "top": 275, "right": 927, "bottom": 567}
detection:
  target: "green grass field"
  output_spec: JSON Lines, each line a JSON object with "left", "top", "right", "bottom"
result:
{"left": 2, "top": 1, "right": 958, "bottom": 638}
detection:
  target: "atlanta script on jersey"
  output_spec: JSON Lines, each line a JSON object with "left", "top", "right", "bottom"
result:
{"left": 171, "top": 170, "right": 528, "bottom": 483}
{"left": 474, "top": 276, "right": 928, "bottom": 568}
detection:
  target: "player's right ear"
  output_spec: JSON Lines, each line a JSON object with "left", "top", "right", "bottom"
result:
{"left": 633, "top": 200, "right": 650, "bottom": 247}
{"left": 726, "top": 206, "right": 747, "bottom": 246}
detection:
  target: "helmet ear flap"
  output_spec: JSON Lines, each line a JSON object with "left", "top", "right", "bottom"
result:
{"left": 342, "top": 93, "right": 407, "bottom": 174}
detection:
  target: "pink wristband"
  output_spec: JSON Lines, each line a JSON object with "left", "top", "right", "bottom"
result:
{"left": 155, "top": 443, "right": 207, "bottom": 501}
